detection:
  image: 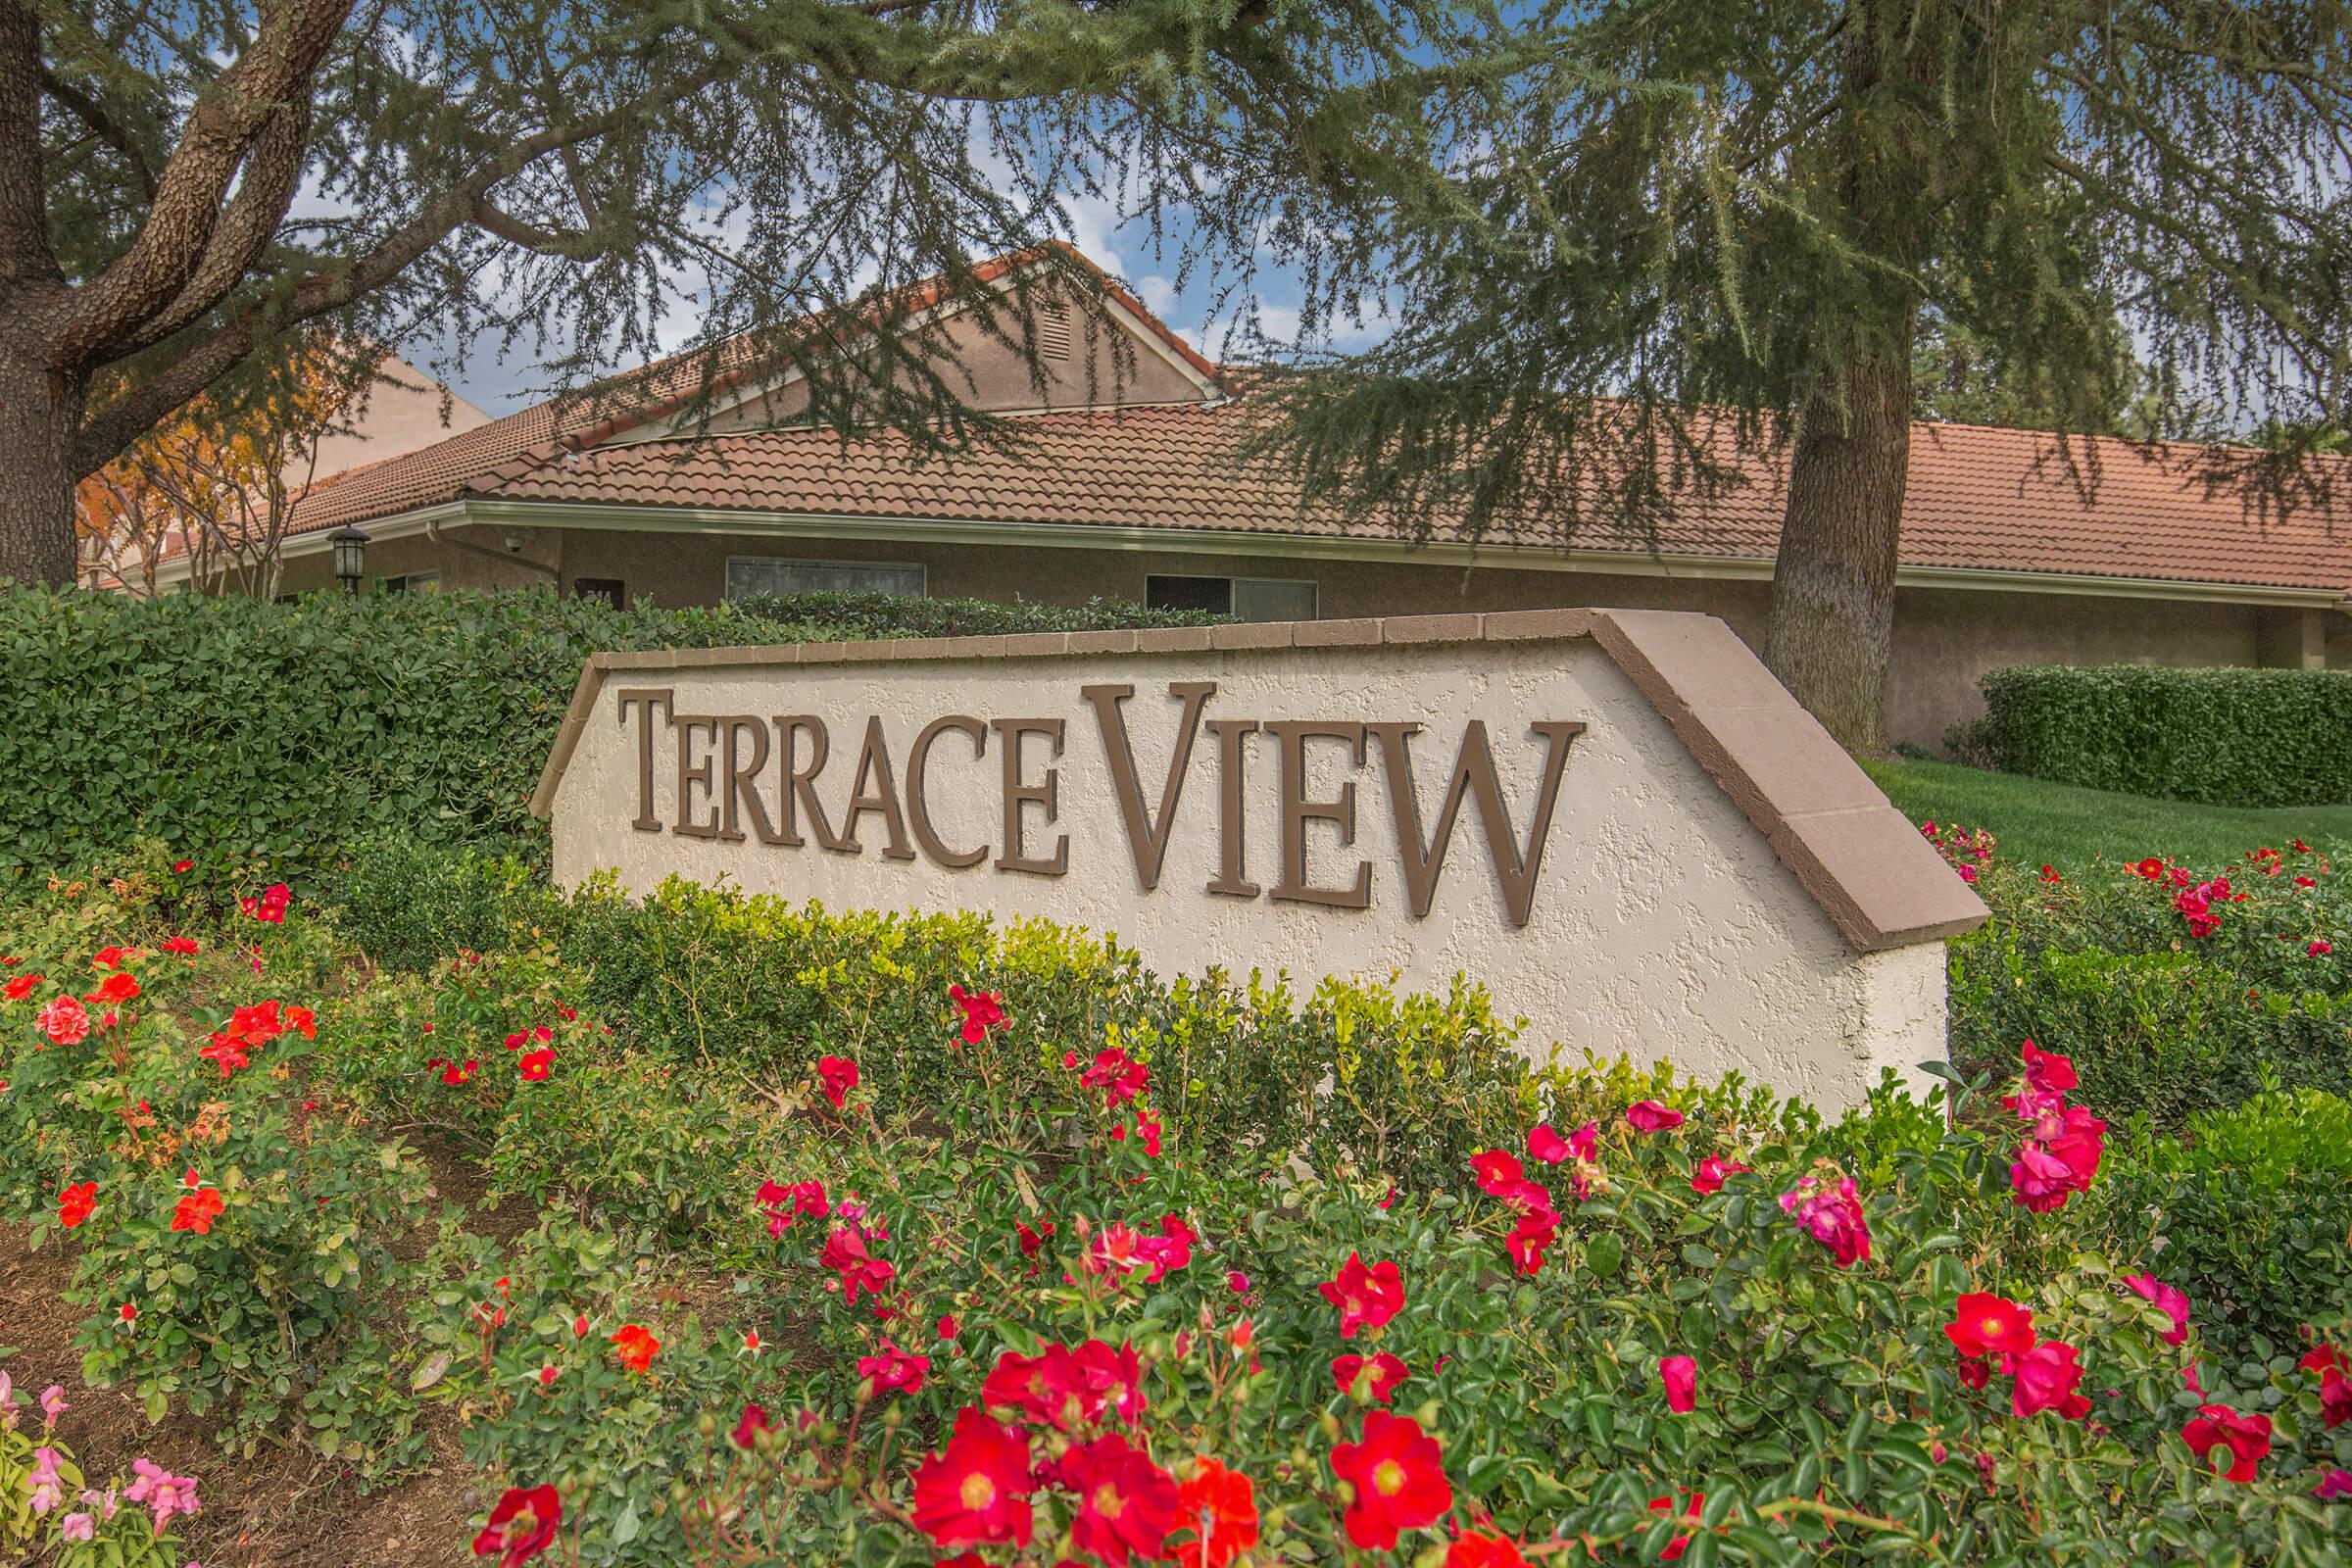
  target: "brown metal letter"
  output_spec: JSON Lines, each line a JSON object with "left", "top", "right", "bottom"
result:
{"left": 906, "top": 715, "right": 989, "bottom": 868}
{"left": 615, "top": 688, "right": 674, "bottom": 832}
{"left": 775, "top": 715, "right": 851, "bottom": 851}
{"left": 1266, "top": 720, "right": 1371, "bottom": 908}
{"left": 841, "top": 716, "right": 916, "bottom": 861}
{"left": 719, "top": 716, "right": 786, "bottom": 845}
{"left": 1205, "top": 717, "right": 1259, "bottom": 899}
{"left": 673, "top": 713, "right": 721, "bottom": 839}
{"left": 1082, "top": 680, "right": 1214, "bottom": 892}
{"left": 1370, "top": 719, "right": 1584, "bottom": 924}
{"left": 992, "top": 717, "right": 1070, "bottom": 876}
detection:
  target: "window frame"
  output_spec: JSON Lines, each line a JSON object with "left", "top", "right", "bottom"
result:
{"left": 724, "top": 557, "right": 928, "bottom": 601}
{"left": 1144, "top": 571, "right": 1319, "bottom": 623}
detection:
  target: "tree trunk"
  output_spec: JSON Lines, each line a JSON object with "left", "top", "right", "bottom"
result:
{"left": 0, "top": 333, "right": 84, "bottom": 585}
{"left": 1762, "top": 326, "right": 1917, "bottom": 756}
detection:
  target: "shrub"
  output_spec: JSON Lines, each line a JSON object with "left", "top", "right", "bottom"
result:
{"left": 324, "top": 847, "right": 1843, "bottom": 1192}
{"left": 0, "top": 903, "right": 430, "bottom": 1466}
{"left": 1948, "top": 848, "right": 2352, "bottom": 1126}
{"left": 2104, "top": 1092, "right": 2352, "bottom": 1366}
{"left": 725, "top": 590, "right": 1224, "bottom": 640}
{"left": 0, "top": 1382, "right": 196, "bottom": 1566}
{"left": 1977, "top": 663, "right": 2352, "bottom": 807}
{"left": 12, "top": 849, "right": 2352, "bottom": 1564}
{"left": 0, "top": 587, "right": 1212, "bottom": 883}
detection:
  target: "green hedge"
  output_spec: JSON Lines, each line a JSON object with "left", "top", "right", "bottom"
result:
{"left": 0, "top": 587, "right": 1215, "bottom": 882}
{"left": 1946, "top": 850, "right": 2352, "bottom": 1128}
{"left": 1978, "top": 663, "right": 2352, "bottom": 807}
{"left": 320, "top": 835, "right": 1858, "bottom": 1192}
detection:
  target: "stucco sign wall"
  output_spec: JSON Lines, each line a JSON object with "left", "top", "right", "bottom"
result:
{"left": 531, "top": 609, "right": 1986, "bottom": 1109}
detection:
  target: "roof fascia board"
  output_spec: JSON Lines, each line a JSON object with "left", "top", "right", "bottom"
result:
{"left": 456, "top": 499, "right": 2352, "bottom": 607}
{"left": 146, "top": 500, "right": 470, "bottom": 586}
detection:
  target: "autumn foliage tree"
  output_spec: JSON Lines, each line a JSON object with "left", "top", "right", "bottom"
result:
{"left": 74, "top": 337, "right": 372, "bottom": 597}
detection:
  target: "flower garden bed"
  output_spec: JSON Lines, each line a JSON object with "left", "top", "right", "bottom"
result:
{"left": 2, "top": 845, "right": 2350, "bottom": 1566}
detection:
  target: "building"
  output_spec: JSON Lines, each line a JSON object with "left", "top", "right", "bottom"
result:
{"left": 150, "top": 249, "right": 2352, "bottom": 752}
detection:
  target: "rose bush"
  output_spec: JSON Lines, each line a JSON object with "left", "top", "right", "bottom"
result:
{"left": 4, "top": 844, "right": 2351, "bottom": 1565}
{"left": 1, "top": 1368, "right": 196, "bottom": 1567}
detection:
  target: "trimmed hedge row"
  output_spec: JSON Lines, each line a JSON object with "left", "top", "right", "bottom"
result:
{"left": 1945, "top": 849, "right": 2352, "bottom": 1127}
{"left": 0, "top": 587, "right": 1214, "bottom": 881}
{"left": 319, "top": 835, "right": 1846, "bottom": 1192}
{"left": 1976, "top": 663, "right": 2352, "bottom": 807}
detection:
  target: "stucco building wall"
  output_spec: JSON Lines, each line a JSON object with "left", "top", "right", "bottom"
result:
{"left": 282, "top": 519, "right": 2311, "bottom": 752}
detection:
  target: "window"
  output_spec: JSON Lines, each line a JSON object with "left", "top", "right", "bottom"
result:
{"left": 572, "top": 577, "right": 626, "bottom": 608}
{"left": 382, "top": 571, "right": 440, "bottom": 595}
{"left": 1146, "top": 573, "right": 1318, "bottom": 623}
{"left": 725, "top": 558, "right": 926, "bottom": 601}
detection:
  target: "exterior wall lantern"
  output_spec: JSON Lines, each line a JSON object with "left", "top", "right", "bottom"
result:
{"left": 328, "top": 525, "right": 371, "bottom": 591}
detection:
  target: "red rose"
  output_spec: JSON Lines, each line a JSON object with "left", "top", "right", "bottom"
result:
{"left": 2182, "top": 1403, "right": 2272, "bottom": 1483}
{"left": 949, "top": 982, "right": 1008, "bottom": 1044}
{"left": 171, "top": 1187, "right": 224, "bottom": 1235}
{"left": 1659, "top": 1353, "right": 1697, "bottom": 1414}
{"left": 472, "top": 1485, "right": 561, "bottom": 1566}
{"left": 1060, "top": 1433, "right": 1179, "bottom": 1567}
{"left": 911, "top": 1406, "right": 1034, "bottom": 1548}
{"left": 517, "top": 1048, "right": 555, "bottom": 1082}
{"left": 2009, "top": 1341, "right": 2089, "bottom": 1421}
{"left": 730, "top": 1403, "right": 773, "bottom": 1449}
{"left": 609, "top": 1323, "right": 660, "bottom": 1374}
{"left": 1320, "top": 1251, "right": 1404, "bottom": 1339}
{"left": 1165, "top": 1455, "right": 1257, "bottom": 1568}
{"left": 1333, "top": 1351, "right": 1409, "bottom": 1404}
{"left": 57, "top": 1180, "right": 97, "bottom": 1229}
{"left": 2124, "top": 1274, "right": 2191, "bottom": 1348}
{"left": 1446, "top": 1531, "right": 1530, "bottom": 1568}
{"left": 1690, "top": 1156, "right": 1749, "bottom": 1195}
{"left": 2302, "top": 1346, "right": 2352, "bottom": 1427}
{"left": 1625, "top": 1100, "right": 1685, "bottom": 1132}
{"left": 816, "top": 1054, "right": 859, "bottom": 1109}
{"left": 857, "top": 1338, "right": 930, "bottom": 1396}
{"left": 1330, "top": 1410, "right": 1452, "bottom": 1549}
{"left": 2020, "top": 1040, "right": 2077, "bottom": 1094}
{"left": 1469, "top": 1149, "right": 1525, "bottom": 1196}
{"left": 1943, "top": 1292, "right": 2036, "bottom": 1360}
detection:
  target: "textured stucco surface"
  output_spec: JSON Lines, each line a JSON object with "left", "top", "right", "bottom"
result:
{"left": 551, "top": 634, "right": 1952, "bottom": 1108}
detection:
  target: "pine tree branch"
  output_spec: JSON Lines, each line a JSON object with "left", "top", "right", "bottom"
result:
{"left": 117, "top": 100, "right": 313, "bottom": 355}
{"left": 74, "top": 56, "right": 733, "bottom": 475}
{"left": 53, "top": 0, "right": 355, "bottom": 364}
{"left": 38, "top": 65, "right": 159, "bottom": 200}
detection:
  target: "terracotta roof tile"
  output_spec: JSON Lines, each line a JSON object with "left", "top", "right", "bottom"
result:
{"left": 456, "top": 404, "right": 2352, "bottom": 595}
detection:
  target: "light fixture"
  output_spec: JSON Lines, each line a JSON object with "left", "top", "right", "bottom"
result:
{"left": 328, "top": 524, "right": 371, "bottom": 591}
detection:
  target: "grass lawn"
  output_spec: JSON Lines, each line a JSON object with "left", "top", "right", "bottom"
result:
{"left": 1860, "top": 758, "right": 2352, "bottom": 872}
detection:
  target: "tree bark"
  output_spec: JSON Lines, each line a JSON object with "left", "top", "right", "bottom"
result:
{"left": 0, "top": 332, "right": 85, "bottom": 585}
{"left": 1762, "top": 326, "right": 1916, "bottom": 755}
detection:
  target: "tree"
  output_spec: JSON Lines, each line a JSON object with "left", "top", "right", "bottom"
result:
{"left": 1253, "top": 0, "right": 2352, "bottom": 750}
{"left": 8, "top": 0, "right": 1474, "bottom": 585}
{"left": 76, "top": 335, "right": 369, "bottom": 597}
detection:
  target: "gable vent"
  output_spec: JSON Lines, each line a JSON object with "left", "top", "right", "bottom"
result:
{"left": 1037, "top": 303, "right": 1072, "bottom": 362}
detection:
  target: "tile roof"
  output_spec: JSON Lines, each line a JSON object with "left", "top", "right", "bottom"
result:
{"left": 190, "top": 233, "right": 2352, "bottom": 599}
{"left": 207, "top": 242, "right": 1221, "bottom": 548}
{"left": 454, "top": 402, "right": 2352, "bottom": 596}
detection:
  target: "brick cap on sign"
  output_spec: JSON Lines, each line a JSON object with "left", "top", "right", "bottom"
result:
{"left": 527, "top": 609, "right": 1988, "bottom": 953}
